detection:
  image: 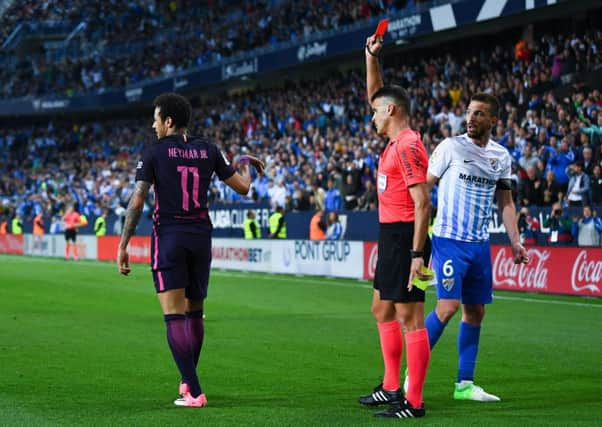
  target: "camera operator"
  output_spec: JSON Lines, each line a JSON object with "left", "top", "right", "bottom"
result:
{"left": 543, "top": 202, "right": 573, "bottom": 245}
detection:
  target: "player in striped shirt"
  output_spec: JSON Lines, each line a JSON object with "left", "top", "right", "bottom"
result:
{"left": 416, "top": 93, "right": 529, "bottom": 402}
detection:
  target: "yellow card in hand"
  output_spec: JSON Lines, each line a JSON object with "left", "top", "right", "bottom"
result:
{"left": 411, "top": 266, "right": 434, "bottom": 290}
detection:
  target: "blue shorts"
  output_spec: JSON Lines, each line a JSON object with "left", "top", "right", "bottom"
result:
{"left": 150, "top": 231, "right": 211, "bottom": 300}
{"left": 432, "top": 235, "right": 492, "bottom": 304}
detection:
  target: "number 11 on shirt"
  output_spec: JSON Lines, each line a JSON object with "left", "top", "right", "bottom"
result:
{"left": 177, "top": 166, "right": 200, "bottom": 211}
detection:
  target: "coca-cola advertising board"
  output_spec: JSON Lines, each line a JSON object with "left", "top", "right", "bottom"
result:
{"left": 363, "top": 241, "right": 378, "bottom": 281}
{"left": 492, "top": 245, "right": 601, "bottom": 297}
{"left": 363, "top": 242, "right": 601, "bottom": 297}
{"left": 0, "top": 234, "right": 24, "bottom": 254}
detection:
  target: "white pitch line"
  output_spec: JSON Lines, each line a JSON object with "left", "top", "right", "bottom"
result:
{"left": 213, "top": 270, "right": 602, "bottom": 309}
{"left": 491, "top": 294, "right": 602, "bottom": 308}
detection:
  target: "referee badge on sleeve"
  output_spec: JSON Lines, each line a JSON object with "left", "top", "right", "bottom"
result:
{"left": 378, "top": 173, "right": 387, "bottom": 193}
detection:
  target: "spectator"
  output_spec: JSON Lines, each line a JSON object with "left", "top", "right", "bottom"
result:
{"left": 309, "top": 209, "right": 326, "bottom": 240}
{"left": 503, "top": 133, "right": 522, "bottom": 164}
{"left": 269, "top": 178, "right": 288, "bottom": 209}
{"left": 571, "top": 205, "right": 602, "bottom": 246}
{"left": 579, "top": 115, "right": 602, "bottom": 147}
{"left": 566, "top": 161, "right": 591, "bottom": 206}
{"left": 543, "top": 202, "right": 573, "bottom": 245}
{"left": 357, "top": 179, "right": 378, "bottom": 211}
{"left": 518, "top": 165, "right": 544, "bottom": 206}
{"left": 290, "top": 185, "right": 311, "bottom": 211}
{"left": 324, "top": 178, "right": 341, "bottom": 212}
{"left": 49, "top": 215, "right": 62, "bottom": 234}
{"left": 546, "top": 138, "right": 575, "bottom": 193}
{"left": 581, "top": 146, "right": 595, "bottom": 176}
{"left": 325, "top": 211, "right": 343, "bottom": 240}
{"left": 541, "top": 170, "right": 563, "bottom": 206}
{"left": 343, "top": 174, "right": 359, "bottom": 210}
{"left": 518, "top": 143, "right": 540, "bottom": 171}
{"left": 309, "top": 180, "right": 326, "bottom": 211}
{"left": 518, "top": 206, "right": 540, "bottom": 245}
{"left": 591, "top": 165, "right": 602, "bottom": 205}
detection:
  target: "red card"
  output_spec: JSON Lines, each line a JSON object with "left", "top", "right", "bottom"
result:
{"left": 374, "top": 19, "right": 389, "bottom": 37}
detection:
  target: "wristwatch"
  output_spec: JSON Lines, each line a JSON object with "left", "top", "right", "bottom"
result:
{"left": 410, "top": 250, "right": 423, "bottom": 258}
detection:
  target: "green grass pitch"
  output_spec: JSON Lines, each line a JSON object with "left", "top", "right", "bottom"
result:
{"left": 0, "top": 254, "right": 601, "bottom": 426}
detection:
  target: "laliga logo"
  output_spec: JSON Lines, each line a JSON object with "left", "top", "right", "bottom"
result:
{"left": 493, "top": 248, "right": 549, "bottom": 289}
{"left": 297, "top": 42, "right": 327, "bottom": 62}
{"left": 368, "top": 245, "right": 378, "bottom": 278}
{"left": 571, "top": 251, "right": 601, "bottom": 294}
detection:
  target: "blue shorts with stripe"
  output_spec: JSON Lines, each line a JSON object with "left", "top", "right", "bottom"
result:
{"left": 150, "top": 231, "right": 211, "bottom": 300}
{"left": 431, "top": 235, "right": 492, "bottom": 304}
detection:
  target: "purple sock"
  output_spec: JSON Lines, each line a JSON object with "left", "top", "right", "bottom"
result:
{"left": 164, "top": 314, "right": 202, "bottom": 397}
{"left": 186, "top": 310, "right": 205, "bottom": 367}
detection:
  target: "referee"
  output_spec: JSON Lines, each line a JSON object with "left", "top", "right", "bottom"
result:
{"left": 358, "top": 34, "right": 432, "bottom": 419}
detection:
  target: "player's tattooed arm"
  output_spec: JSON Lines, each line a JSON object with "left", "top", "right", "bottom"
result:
{"left": 119, "top": 181, "right": 151, "bottom": 249}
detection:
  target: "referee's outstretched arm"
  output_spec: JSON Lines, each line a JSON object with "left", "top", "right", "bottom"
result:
{"left": 365, "top": 35, "right": 384, "bottom": 101}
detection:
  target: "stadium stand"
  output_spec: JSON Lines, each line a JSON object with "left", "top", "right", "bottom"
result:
{"left": 0, "top": 0, "right": 435, "bottom": 97}
{"left": 0, "top": 2, "right": 601, "bottom": 246}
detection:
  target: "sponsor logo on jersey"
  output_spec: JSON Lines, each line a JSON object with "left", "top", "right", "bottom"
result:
{"left": 458, "top": 172, "right": 496, "bottom": 186}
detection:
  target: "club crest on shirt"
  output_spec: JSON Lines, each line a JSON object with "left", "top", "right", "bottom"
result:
{"left": 442, "top": 278, "right": 455, "bottom": 292}
{"left": 136, "top": 161, "right": 143, "bottom": 169}
{"left": 489, "top": 158, "right": 499, "bottom": 171}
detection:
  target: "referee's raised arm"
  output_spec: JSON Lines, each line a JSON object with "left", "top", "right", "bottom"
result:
{"left": 365, "top": 35, "right": 385, "bottom": 102}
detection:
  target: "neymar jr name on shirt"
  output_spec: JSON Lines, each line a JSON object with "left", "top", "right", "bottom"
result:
{"left": 458, "top": 172, "right": 497, "bottom": 187}
{"left": 167, "top": 147, "right": 208, "bottom": 160}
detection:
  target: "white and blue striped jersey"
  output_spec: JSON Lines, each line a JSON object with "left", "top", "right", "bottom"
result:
{"left": 326, "top": 222, "right": 343, "bottom": 240}
{"left": 428, "top": 134, "right": 511, "bottom": 242}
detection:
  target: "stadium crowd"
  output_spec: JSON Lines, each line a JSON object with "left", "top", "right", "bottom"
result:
{"left": 1, "top": 15, "right": 602, "bottom": 244}
{"left": 0, "top": 0, "right": 432, "bottom": 98}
